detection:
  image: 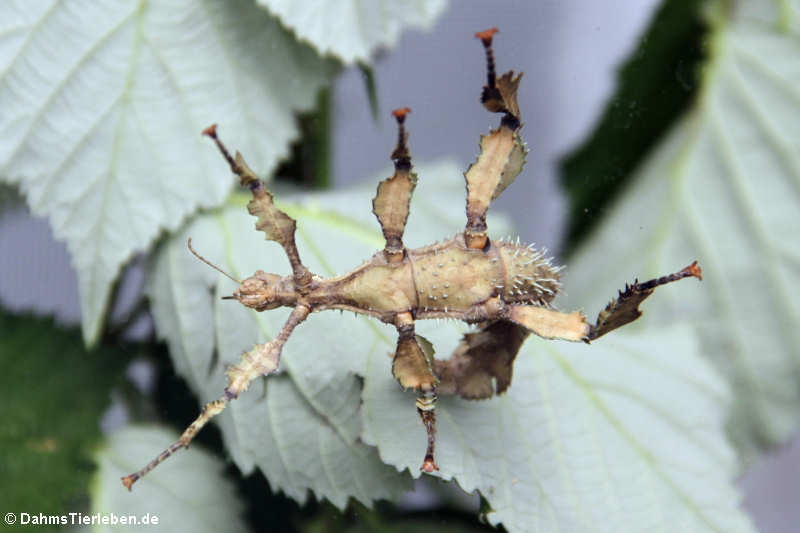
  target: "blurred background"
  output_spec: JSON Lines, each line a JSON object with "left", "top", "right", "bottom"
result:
{"left": 1, "top": 1, "right": 797, "bottom": 531}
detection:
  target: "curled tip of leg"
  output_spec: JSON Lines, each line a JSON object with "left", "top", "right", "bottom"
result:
{"left": 681, "top": 261, "right": 703, "bottom": 281}
{"left": 421, "top": 458, "right": 440, "bottom": 473}
{"left": 121, "top": 474, "right": 137, "bottom": 491}
{"left": 475, "top": 27, "right": 498, "bottom": 43}
{"left": 202, "top": 123, "right": 218, "bottom": 138}
{"left": 392, "top": 107, "right": 411, "bottom": 122}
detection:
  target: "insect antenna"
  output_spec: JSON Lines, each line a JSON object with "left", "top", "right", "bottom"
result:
{"left": 187, "top": 238, "right": 241, "bottom": 284}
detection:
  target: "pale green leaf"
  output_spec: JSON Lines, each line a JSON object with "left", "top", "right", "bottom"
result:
{"left": 147, "top": 157, "right": 752, "bottom": 531}
{"left": 91, "top": 426, "right": 248, "bottom": 533}
{"left": 561, "top": 0, "right": 800, "bottom": 462}
{"left": 0, "top": 0, "right": 333, "bottom": 344}
{"left": 363, "top": 325, "right": 755, "bottom": 533}
{"left": 256, "top": 0, "right": 448, "bottom": 64}
{"left": 146, "top": 161, "right": 482, "bottom": 508}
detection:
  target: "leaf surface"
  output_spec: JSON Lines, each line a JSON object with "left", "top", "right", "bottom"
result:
{"left": 256, "top": 0, "right": 447, "bottom": 63}
{"left": 562, "top": 0, "right": 800, "bottom": 461}
{"left": 146, "top": 161, "right": 475, "bottom": 507}
{"left": 559, "top": 0, "right": 708, "bottom": 251}
{"left": 147, "top": 160, "right": 752, "bottom": 531}
{"left": 0, "top": 0, "right": 333, "bottom": 344}
{"left": 363, "top": 325, "right": 754, "bottom": 533}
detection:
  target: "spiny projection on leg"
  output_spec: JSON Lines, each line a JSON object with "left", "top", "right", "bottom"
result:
{"left": 122, "top": 28, "right": 702, "bottom": 490}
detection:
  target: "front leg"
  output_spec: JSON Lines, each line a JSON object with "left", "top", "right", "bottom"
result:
{"left": 121, "top": 304, "right": 310, "bottom": 490}
{"left": 391, "top": 312, "right": 439, "bottom": 472}
{"left": 204, "top": 125, "right": 313, "bottom": 292}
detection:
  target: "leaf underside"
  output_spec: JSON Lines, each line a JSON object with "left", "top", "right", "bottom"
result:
{"left": 559, "top": 0, "right": 709, "bottom": 252}
{"left": 562, "top": 0, "right": 800, "bottom": 463}
{"left": 255, "top": 0, "right": 448, "bottom": 64}
{"left": 364, "top": 325, "right": 753, "bottom": 533}
{"left": 148, "top": 161, "right": 752, "bottom": 531}
{"left": 146, "top": 161, "right": 474, "bottom": 508}
{"left": 0, "top": 0, "right": 334, "bottom": 344}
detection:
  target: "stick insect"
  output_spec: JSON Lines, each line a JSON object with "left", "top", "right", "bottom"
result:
{"left": 122, "top": 28, "right": 701, "bottom": 490}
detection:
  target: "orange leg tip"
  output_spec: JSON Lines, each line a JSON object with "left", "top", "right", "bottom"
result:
{"left": 121, "top": 475, "right": 136, "bottom": 491}
{"left": 202, "top": 123, "right": 218, "bottom": 137}
{"left": 420, "top": 459, "right": 439, "bottom": 473}
{"left": 391, "top": 107, "right": 411, "bottom": 121}
{"left": 682, "top": 261, "right": 703, "bottom": 281}
{"left": 475, "top": 27, "right": 499, "bottom": 42}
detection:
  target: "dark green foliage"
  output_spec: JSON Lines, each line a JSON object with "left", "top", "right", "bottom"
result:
{"left": 0, "top": 311, "right": 127, "bottom": 515}
{"left": 358, "top": 62, "right": 380, "bottom": 122}
{"left": 560, "top": 0, "right": 710, "bottom": 254}
{"left": 276, "top": 88, "right": 333, "bottom": 189}
{"left": 299, "top": 500, "right": 500, "bottom": 533}
{"left": 0, "top": 184, "right": 22, "bottom": 214}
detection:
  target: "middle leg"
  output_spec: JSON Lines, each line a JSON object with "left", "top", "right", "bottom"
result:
{"left": 391, "top": 311, "right": 440, "bottom": 472}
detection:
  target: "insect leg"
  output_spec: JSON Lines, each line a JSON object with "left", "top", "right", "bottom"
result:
{"left": 505, "top": 306, "right": 589, "bottom": 342}
{"left": 587, "top": 262, "right": 702, "bottom": 340}
{"left": 391, "top": 312, "right": 439, "bottom": 472}
{"left": 435, "top": 320, "right": 529, "bottom": 399}
{"left": 121, "top": 304, "right": 310, "bottom": 490}
{"left": 464, "top": 29, "right": 526, "bottom": 249}
{"left": 372, "top": 108, "right": 417, "bottom": 263}
{"left": 416, "top": 389, "right": 439, "bottom": 473}
{"left": 203, "top": 125, "right": 313, "bottom": 292}
{"left": 504, "top": 261, "right": 702, "bottom": 343}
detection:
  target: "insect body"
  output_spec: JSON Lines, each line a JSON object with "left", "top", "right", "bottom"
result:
{"left": 122, "top": 28, "right": 701, "bottom": 490}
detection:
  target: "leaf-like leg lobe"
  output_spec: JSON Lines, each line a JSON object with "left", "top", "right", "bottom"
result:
{"left": 391, "top": 312, "right": 439, "bottom": 471}
{"left": 435, "top": 320, "right": 529, "bottom": 399}
{"left": 373, "top": 109, "right": 418, "bottom": 262}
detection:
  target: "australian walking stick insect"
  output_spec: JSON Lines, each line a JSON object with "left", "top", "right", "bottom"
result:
{"left": 122, "top": 28, "right": 702, "bottom": 490}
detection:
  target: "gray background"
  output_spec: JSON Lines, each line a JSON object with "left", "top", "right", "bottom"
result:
{"left": 0, "top": 1, "right": 796, "bottom": 530}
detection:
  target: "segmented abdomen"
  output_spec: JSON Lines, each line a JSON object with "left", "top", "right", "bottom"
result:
{"left": 408, "top": 235, "right": 561, "bottom": 313}
{"left": 496, "top": 239, "right": 561, "bottom": 306}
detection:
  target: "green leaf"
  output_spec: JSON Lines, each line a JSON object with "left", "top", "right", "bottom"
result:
{"left": 358, "top": 63, "right": 380, "bottom": 122}
{"left": 560, "top": 0, "right": 709, "bottom": 252}
{"left": 90, "top": 426, "right": 249, "bottom": 533}
{"left": 146, "top": 161, "right": 488, "bottom": 508}
{"left": 561, "top": 0, "right": 800, "bottom": 462}
{"left": 147, "top": 156, "right": 753, "bottom": 531}
{"left": 0, "top": 0, "right": 334, "bottom": 345}
{"left": 256, "top": 0, "right": 447, "bottom": 64}
{"left": 0, "top": 310, "right": 125, "bottom": 515}
{"left": 363, "top": 325, "right": 755, "bottom": 533}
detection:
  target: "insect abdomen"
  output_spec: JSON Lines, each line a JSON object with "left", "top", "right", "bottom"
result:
{"left": 496, "top": 240, "right": 561, "bottom": 305}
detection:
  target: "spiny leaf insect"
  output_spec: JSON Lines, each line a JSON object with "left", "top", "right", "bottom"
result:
{"left": 122, "top": 28, "right": 701, "bottom": 490}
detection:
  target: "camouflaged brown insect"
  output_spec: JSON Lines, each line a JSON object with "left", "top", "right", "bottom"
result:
{"left": 122, "top": 28, "right": 702, "bottom": 490}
